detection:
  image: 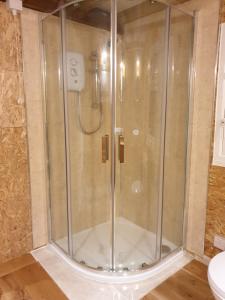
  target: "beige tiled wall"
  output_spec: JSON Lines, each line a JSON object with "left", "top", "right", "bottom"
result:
{"left": 162, "top": 11, "right": 193, "bottom": 247}
{"left": 116, "top": 10, "right": 193, "bottom": 249}
{"left": 66, "top": 21, "right": 112, "bottom": 233}
{"left": 0, "top": 3, "right": 32, "bottom": 263}
{"left": 21, "top": 8, "right": 48, "bottom": 248}
{"left": 117, "top": 13, "right": 166, "bottom": 234}
{"left": 178, "top": 0, "right": 221, "bottom": 256}
{"left": 43, "top": 15, "right": 112, "bottom": 239}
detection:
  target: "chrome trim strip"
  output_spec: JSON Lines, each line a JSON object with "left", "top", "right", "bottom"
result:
{"left": 61, "top": 8, "right": 73, "bottom": 257}
{"left": 183, "top": 11, "right": 196, "bottom": 250}
{"left": 110, "top": 0, "right": 117, "bottom": 271}
{"left": 156, "top": 6, "right": 171, "bottom": 262}
{"left": 40, "top": 17, "right": 52, "bottom": 244}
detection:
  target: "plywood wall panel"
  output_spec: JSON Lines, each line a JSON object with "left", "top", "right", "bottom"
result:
{"left": 0, "top": 72, "right": 26, "bottom": 128}
{"left": 0, "top": 3, "right": 22, "bottom": 72}
{"left": 205, "top": 165, "right": 225, "bottom": 257}
{"left": 0, "top": 2, "right": 32, "bottom": 263}
{"left": 220, "top": 0, "right": 225, "bottom": 23}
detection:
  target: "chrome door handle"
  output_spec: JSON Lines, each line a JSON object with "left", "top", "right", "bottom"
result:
{"left": 102, "top": 134, "right": 109, "bottom": 163}
{"left": 119, "top": 135, "right": 125, "bottom": 163}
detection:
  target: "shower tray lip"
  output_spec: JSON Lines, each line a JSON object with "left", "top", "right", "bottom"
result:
{"left": 36, "top": 242, "right": 192, "bottom": 284}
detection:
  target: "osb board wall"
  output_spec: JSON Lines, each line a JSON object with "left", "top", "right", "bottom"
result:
{"left": 220, "top": 0, "right": 225, "bottom": 22}
{"left": 205, "top": 166, "right": 225, "bottom": 257}
{"left": 204, "top": 0, "right": 225, "bottom": 258}
{"left": 0, "top": 2, "right": 32, "bottom": 263}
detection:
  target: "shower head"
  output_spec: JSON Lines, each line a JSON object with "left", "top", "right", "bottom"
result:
{"left": 90, "top": 51, "right": 98, "bottom": 61}
{"left": 105, "top": 37, "right": 121, "bottom": 49}
{"left": 106, "top": 39, "right": 111, "bottom": 48}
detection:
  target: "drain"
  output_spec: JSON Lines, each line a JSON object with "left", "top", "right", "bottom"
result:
{"left": 80, "top": 261, "right": 104, "bottom": 271}
{"left": 161, "top": 244, "right": 171, "bottom": 254}
{"left": 141, "top": 262, "right": 150, "bottom": 269}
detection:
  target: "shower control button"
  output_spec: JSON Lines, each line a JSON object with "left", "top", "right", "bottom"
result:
{"left": 115, "top": 127, "right": 123, "bottom": 134}
{"left": 132, "top": 129, "right": 139, "bottom": 136}
{"left": 131, "top": 180, "right": 143, "bottom": 193}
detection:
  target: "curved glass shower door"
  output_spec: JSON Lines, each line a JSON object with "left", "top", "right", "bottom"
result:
{"left": 64, "top": 1, "right": 113, "bottom": 270}
{"left": 114, "top": 0, "right": 168, "bottom": 270}
{"left": 114, "top": 2, "right": 194, "bottom": 270}
{"left": 42, "top": 0, "right": 194, "bottom": 273}
{"left": 63, "top": 0, "right": 169, "bottom": 271}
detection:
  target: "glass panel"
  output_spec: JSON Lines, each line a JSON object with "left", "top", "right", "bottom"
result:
{"left": 42, "top": 13, "right": 69, "bottom": 253}
{"left": 161, "top": 9, "right": 193, "bottom": 257}
{"left": 115, "top": 0, "right": 168, "bottom": 271}
{"left": 64, "top": 1, "right": 112, "bottom": 270}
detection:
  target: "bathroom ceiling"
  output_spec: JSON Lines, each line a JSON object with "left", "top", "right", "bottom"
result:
{"left": 1, "top": 0, "right": 188, "bottom": 13}
{"left": 2, "top": 0, "right": 188, "bottom": 33}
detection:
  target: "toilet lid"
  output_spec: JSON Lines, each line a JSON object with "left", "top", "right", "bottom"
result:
{"left": 208, "top": 251, "right": 225, "bottom": 297}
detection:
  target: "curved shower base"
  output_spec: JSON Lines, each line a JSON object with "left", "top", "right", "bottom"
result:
{"left": 32, "top": 245, "right": 192, "bottom": 299}
{"left": 44, "top": 244, "right": 188, "bottom": 284}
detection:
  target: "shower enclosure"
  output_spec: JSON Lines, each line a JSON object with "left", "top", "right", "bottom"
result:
{"left": 42, "top": 0, "right": 194, "bottom": 275}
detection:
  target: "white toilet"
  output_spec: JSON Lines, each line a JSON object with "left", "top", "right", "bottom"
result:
{"left": 208, "top": 251, "right": 225, "bottom": 300}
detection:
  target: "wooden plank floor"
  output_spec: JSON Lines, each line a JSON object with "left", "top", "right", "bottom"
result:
{"left": 0, "top": 254, "right": 67, "bottom": 300}
{"left": 0, "top": 256, "right": 213, "bottom": 300}
{"left": 143, "top": 260, "right": 214, "bottom": 300}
